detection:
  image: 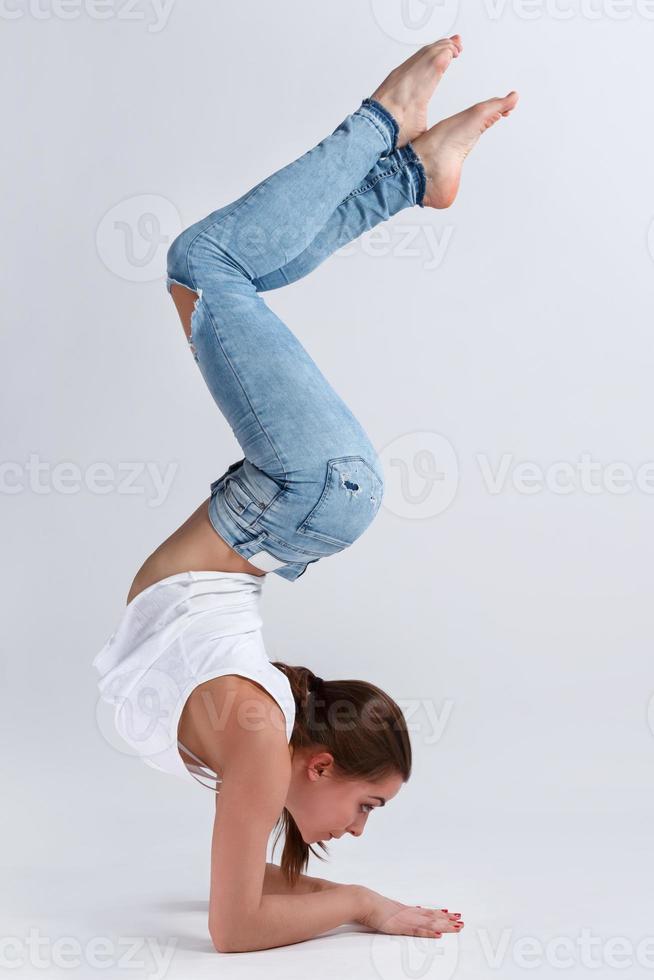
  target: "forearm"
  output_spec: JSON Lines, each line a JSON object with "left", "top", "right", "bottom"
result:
{"left": 262, "top": 862, "right": 340, "bottom": 896}
{"left": 214, "top": 884, "right": 370, "bottom": 953}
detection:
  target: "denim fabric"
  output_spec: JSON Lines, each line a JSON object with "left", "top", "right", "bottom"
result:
{"left": 166, "top": 97, "right": 426, "bottom": 581}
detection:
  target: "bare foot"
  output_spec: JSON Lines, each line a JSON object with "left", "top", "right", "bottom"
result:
{"left": 428, "top": 909, "right": 465, "bottom": 934}
{"left": 370, "top": 36, "right": 463, "bottom": 148}
{"left": 412, "top": 91, "right": 519, "bottom": 208}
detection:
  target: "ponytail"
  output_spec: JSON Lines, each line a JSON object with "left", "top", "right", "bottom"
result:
{"left": 270, "top": 663, "right": 411, "bottom": 888}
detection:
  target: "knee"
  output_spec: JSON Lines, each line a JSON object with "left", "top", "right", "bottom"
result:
{"left": 166, "top": 228, "right": 197, "bottom": 291}
{"left": 167, "top": 225, "right": 248, "bottom": 295}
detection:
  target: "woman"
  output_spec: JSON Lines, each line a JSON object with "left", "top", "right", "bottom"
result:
{"left": 94, "top": 37, "right": 518, "bottom": 952}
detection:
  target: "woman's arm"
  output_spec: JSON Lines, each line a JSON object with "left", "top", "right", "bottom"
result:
{"left": 199, "top": 681, "right": 371, "bottom": 952}
{"left": 262, "top": 862, "right": 340, "bottom": 896}
{"left": 209, "top": 743, "right": 370, "bottom": 952}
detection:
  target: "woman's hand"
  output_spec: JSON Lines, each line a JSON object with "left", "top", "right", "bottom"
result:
{"left": 357, "top": 888, "right": 464, "bottom": 939}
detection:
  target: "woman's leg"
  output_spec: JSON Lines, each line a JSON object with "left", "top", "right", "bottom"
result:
{"left": 251, "top": 88, "right": 521, "bottom": 292}
{"left": 166, "top": 98, "right": 416, "bottom": 580}
{"left": 251, "top": 143, "right": 426, "bottom": 293}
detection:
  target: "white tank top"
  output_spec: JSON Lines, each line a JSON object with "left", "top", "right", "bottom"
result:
{"left": 92, "top": 570, "right": 296, "bottom": 792}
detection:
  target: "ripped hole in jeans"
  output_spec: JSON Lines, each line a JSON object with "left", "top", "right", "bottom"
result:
{"left": 168, "top": 279, "right": 203, "bottom": 363}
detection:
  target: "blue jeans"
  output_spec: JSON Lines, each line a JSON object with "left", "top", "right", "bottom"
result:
{"left": 166, "top": 97, "right": 426, "bottom": 582}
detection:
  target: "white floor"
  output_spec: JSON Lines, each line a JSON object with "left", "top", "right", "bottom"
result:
{"left": 3, "top": 804, "right": 652, "bottom": 979}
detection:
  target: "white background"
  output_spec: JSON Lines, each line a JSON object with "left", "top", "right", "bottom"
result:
{"left": 2, "top": 1, "right": 653, "bottom": 977}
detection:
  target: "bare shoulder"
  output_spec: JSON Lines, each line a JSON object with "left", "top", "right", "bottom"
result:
{"left": 178, "top": 673, "right": 291, "bottom": 778}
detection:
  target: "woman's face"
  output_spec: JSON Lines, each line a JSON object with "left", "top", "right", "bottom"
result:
{"left": 285, "top": 747, "right": 404, "bottom": 844}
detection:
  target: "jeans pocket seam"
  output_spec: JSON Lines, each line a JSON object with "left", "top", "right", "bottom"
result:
{"left": 260, "top": 528, "right": 328, "bottom": 560}
{"left": 296, "top": 455, "right": 383, "bottom": 549}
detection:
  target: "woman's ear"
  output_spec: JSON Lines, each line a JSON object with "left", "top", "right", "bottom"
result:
{"left": 307, "top": 751, "right": 335, "bottom": 780}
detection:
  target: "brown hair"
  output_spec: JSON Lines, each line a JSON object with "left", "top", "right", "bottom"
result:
{"left": 269, "top": 662, "right": 412, "bottom": 888}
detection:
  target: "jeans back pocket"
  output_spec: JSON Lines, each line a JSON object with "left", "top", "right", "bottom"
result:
{"left": 296, "top": 456, "right": 384, "bottom": 552}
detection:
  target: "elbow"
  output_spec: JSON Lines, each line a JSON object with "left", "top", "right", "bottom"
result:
{"left": 210, "top": 923, "right": 254, "bottom": 955}
{"left": 210, "top": 924, "right": 234, "bottom": 954}
{"left": 210, "top": 930, "right": 234, "bottom": 954}
{"left": 210, "top": 900, "right": 266, "bottom": 953}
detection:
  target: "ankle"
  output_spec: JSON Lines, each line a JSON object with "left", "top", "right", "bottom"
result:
{"left": 360, "top": 96, "right": 400, "bottom": 154}
{"left": 397, "top": 143, "right": 427, "bottom": 208}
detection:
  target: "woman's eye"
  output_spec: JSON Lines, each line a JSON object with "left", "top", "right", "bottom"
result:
{"left": 360, "top": 803, "right": 374, "bottom": 814}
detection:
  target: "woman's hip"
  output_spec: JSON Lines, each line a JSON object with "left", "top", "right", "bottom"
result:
{"left": 206, "top": 448, "right": 384, "bottom": 582}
